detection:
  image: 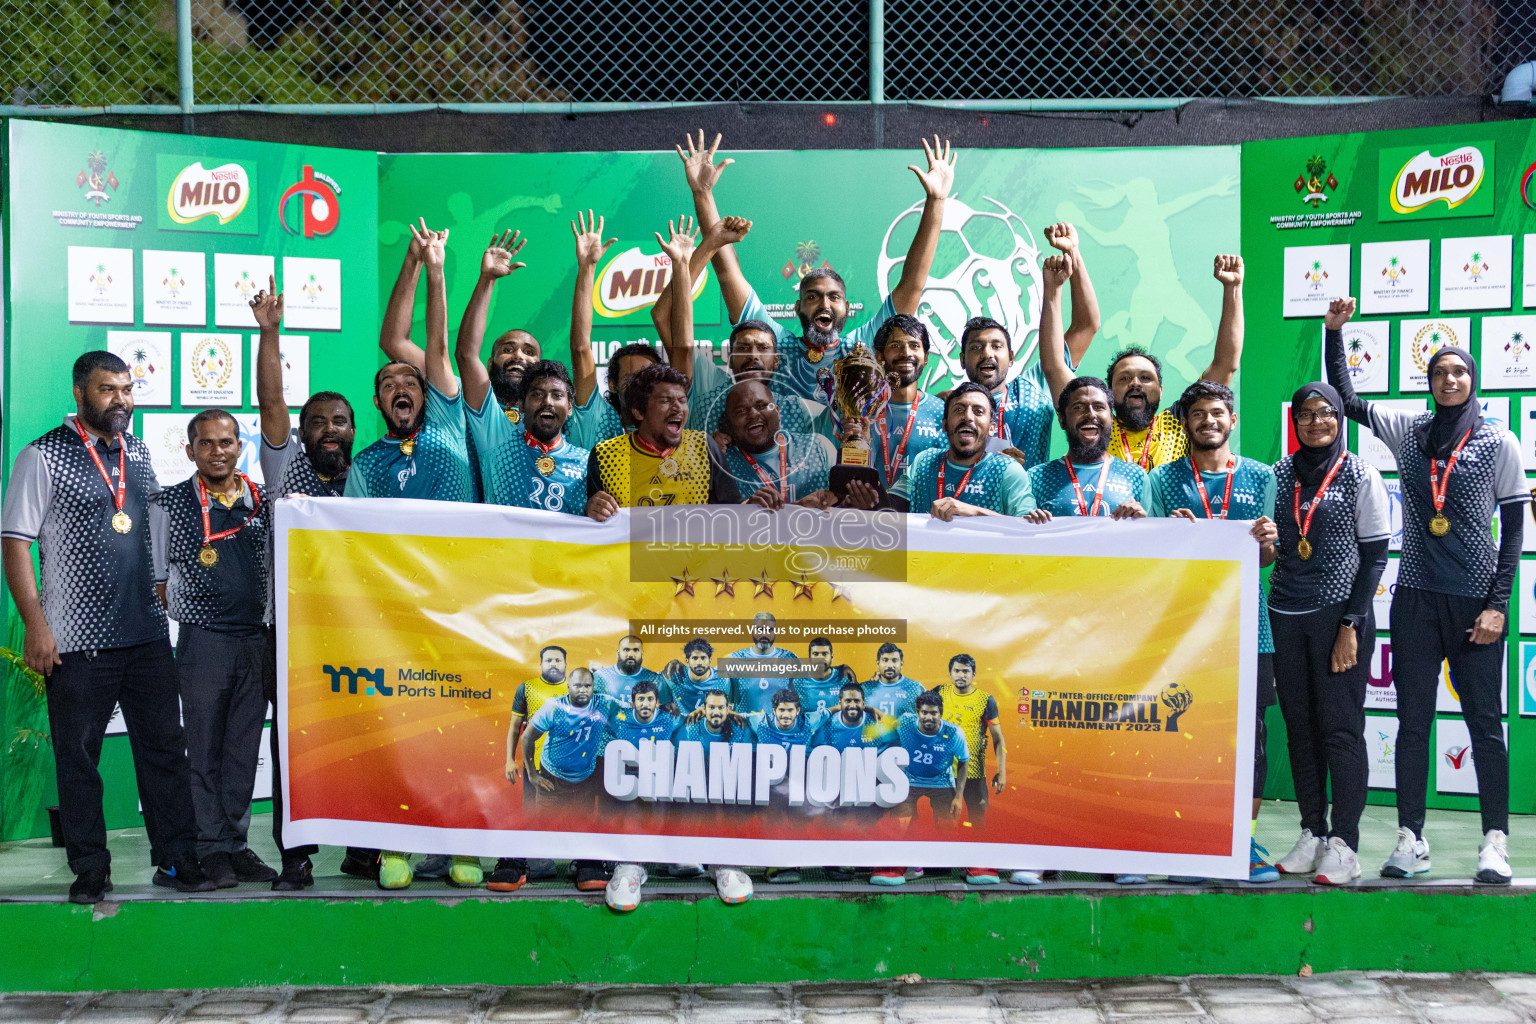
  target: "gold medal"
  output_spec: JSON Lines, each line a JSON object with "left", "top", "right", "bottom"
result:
{"left": 111, "top": 510, "right": 132, "bottom": 533}
{"left": 1429, "top": 512, "right": 1450, "bottom": 537}
{"left": 1297, "top": 537, "right": 1313, "bottom": 561}
{"left": 806, "top": 347, "right": 825, "bottom": 364}
{"left": 505, "top": 406, "right": 521, "bottom": 425}
{"left": 198, "top": 544, "right": 219, "bottom": 568}
{"left": 536, "top": 454, "right": 555, "bottom": 476}
{"left": 657, "top": 456, "right": 679, "bottom": 479}
{"left": 400, "top": 438, "right": 416, "bottom": 458}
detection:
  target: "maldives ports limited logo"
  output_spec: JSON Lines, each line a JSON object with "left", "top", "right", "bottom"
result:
{"left": 1380, "top": 142, "right": 1493, "bottom": 221}
{"left": 279, "top": 165, "right": 341, "bottom": 238}
{"left": 157, "top": 156, "right": 258, "bottom": 234}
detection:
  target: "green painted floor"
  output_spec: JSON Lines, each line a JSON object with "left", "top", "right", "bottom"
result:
{"left": 1, "top": 799, "right": 1531, "bottom": 900}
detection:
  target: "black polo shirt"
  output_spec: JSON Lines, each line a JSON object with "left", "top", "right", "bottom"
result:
{"left": 151, "top": 475, "right": 270, "bottom": 635}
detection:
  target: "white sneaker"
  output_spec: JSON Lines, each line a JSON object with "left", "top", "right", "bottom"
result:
{"left": 605, "top": 863, "right": 647, "bottom": 912}
{"left": 1476, "top": 829, "right": 1512, "bottom": 885}
{"left": 1380, "top": 827, "right": 1431, "bottom": 878}
{"left": 1009, "top": 869, "right": 1044, "bottom": 886}
{"left": 713, "top": 866, "right": 753, "bottom": 904}
{"left": 1313, "top": 837, "right": 1361, "bottom": 886}
{"left": 1276, "top": 828, "right": 1326, "bottom": 875}
{"left": 668, "top": 863, "right": 705, "bottom": 877}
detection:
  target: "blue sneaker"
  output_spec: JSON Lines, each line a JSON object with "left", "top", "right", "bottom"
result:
{"left": 1168, "top": 875, "right": 1208, "bottom": 885}
{"left": 1249, "top": 839, "right": 1279, "bottom": 883}
{"left": 1114, "top": 874, "right": 1147, "bottom": 885}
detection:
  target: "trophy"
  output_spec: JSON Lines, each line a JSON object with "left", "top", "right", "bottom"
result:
{"left": 817, "top": 343, "right": 895, "bottom": 499}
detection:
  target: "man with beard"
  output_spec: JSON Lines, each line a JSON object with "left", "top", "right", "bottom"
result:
{"left": 792, "top": 637, "right": 849, "bottom": 717}
{"left": 1105, "top": 255, "right": 1247, "bottom": 471}
{"left": 862, "top": 643, "right": 926, "bottom": 719}
{"left": 348, "top": 223, "right": 474, "bottom": 502}
{"left": 150, "top": 410, "right": 275, "bottom": 891}
{"left": 567, "top": 211, "right": 664, "bottom": 450}
{"left": 869, "top": 691, "right": 969, "bottom": 887}
{"left": 463, "top": 356, "right": 587, "bottom": 513}
{"left": 728, "top": 612, "right": 800, "bottom": 717}
{"left": 594, "top": 635, "right": 671, "bottom": 708}
{"left": 1148, "top": 378, "right": 1280, "bottom": 884}
{"left": 521, "top": 668, "right": 616, "bottom": 893}
{"left": 252, "top": 281, "right": 350, "bottom": 889}
{"left": 599, "top": 679, "right": 679, "bottom": 912}
{"left": 496, "top": 644, "right": 576, "bottom": 891}
{"left": 871, "top": 315, "right": 947, "bottom": 487}
{"left": 717, "top": 380, "right": 838, "bottom": 510}
{"left": 668, "top": 689, "right": 756, "bottom": 903}
{"left": 1025, "top": 378, "right": 1148, "bottom": 522}
{"left": 664, "top": 637, "right": 735, "bottom": 713}
{"left": 956, "top": 228, "right": 1100, "bottom": 469}
{"left": 585, "top": 363, "right": 740, "bottom": 518}
{"left": 886, "top": 384, "right": 1036, "bottom": 519}
{"left": 677, "top": 131, "right": 954, "bottom": 401}
{"left": 2, "top": 352, "right": 213, "bottom": 903}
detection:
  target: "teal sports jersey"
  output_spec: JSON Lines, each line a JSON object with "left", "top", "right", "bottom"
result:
{"left": 863, "top": 675, "right": 925, "bottom": 718}
{"left": 1027, "top": 457, "right": 1147, "bottom": 517}
{"left": 667, "top": 667, "right": 734, "bottom": 713}
{"left": 750, "top": 711, "right": 816, "bottom": 756}
{"left": 891, "top": 449, "right": 1036, "bottom": 516}
{"left": 721, "top": 434, "right": 836, "bottom": 503}
{"left": 465, "top": 395, "right": 588, "bottom": 513}
{"left": 686, "top": 350, "right": 831, "bottom": 439}
{"left": 895, "top": 713, "right": 970, "bottom": 789}
{"left": 672, "top": 718, "right": 755, "bottom": 746}
{"left": 603, "top": 706, "right": 679, "bottom": 746}
{"left": 528, "top": 695, "right": 613, "bottom": 783}
{"left": 593, "top": 664, "right": 670, "bottom": 708}
{"left": 870, "top": 394, "right": 947, "bottom": 487}
{"left": 566, "top": 390, "right": 626, "bottom": 452}
{"left": 1148, "top": 455, "right": 1278, "bottom": 655}
{"left": 810, "top": 712, "right": 889, "bottom": 752}
{"left": 727, "top": 645, "right": 799, "bottom": 716}
{"left": 344, "top": 383, "right": 475, "bottom": 501}
{"left": 735, "top": 288, "right": 897, "bottom": 401}
{"left": 792, "top": 671, "right": 847, "bottom": 717}
{"left": 990, "top": 360, "right": 1058, "bottom": 468}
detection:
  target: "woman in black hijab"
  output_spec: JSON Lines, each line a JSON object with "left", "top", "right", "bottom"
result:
{"left": 1325, "top": 297, "right": 1525, "bottom": 885}
{"left": 1268, "top": 380, "right": 1390, "bottom": 885}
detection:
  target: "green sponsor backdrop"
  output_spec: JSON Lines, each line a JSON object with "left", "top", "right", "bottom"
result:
{"left": 0, "top": 120, "right": 378, "bottom": 840}
{"left": 1242, "top": 121, "right": 1536, "bottom": 815}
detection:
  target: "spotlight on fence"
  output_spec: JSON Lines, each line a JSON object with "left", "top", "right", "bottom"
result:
{"left": 1500, "top": 60, "right": 1536, "bottom": 106}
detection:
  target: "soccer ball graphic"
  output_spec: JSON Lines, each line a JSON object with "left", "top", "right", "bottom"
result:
{"left": 878, "top": 196, "right": 1042, "bottom": 392}
{"left": 1160, "top": 681, "right": 1195, "bottom": 730}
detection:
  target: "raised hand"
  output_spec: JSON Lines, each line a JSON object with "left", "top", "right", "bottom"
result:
{"left": 572, "top": 209, "right": 617, "bottom": 268}
{"left": 410, "top": 219, "right": 447, "bottom": 269}
{"left": 703, "top": 215, "right": 752, "bottom": 249}
{"left": 249, "top": 273, "right": 284, "bottom": 330}
{"left": 908, "top": 135, "right": 956, "bottom": 200}
{"left": 677, "top": 130, "right": 734, "bottom": 195}
{"left": 406, "top": 216, "right": 430, "bottom": 262}
{"left": 1042, "top": 253, "right": 1075, "bottom": 294}
{"left": 1213, "top": 254, "right": 1244, "bottom": 287}
{"left": 1044, "top": 222, "right": 1079, "bottom": 253}
{"left": 655, "top": 215, "right": 700, "bottom": 267}
{"left": 1325, "top": 297, "right": 1357, "bottom": 330}
{"left": 482, "top": 228, "right": 527, "bottom": 279}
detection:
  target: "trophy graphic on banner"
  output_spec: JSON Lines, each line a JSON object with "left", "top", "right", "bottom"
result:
{"left": 817, "top": 343, "right": 895, "bottom": 499}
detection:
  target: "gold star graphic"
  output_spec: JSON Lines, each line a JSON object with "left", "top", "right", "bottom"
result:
{"left": 750, "top": 570, "right": 776, "bottom": 599}
{"left": 671, "top": 568, "right": 697, "bottom": 598}
{"left": 792, "top": 575, "right": 817, "bottom": 600}
{"left": 711, "top": 570, "right": 739, "bottom": 598}
{"left": 829, "top": 582, "right": 852, "bottom": 603}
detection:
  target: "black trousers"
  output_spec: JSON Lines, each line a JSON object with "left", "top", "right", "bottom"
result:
{"left": 1390, "top": 586, "right": 1509, "bottom": 835}
{"left": 45, "top": 638, "right": 196, "bottom": 874}
{"left": 178, "top": 624, "right": 269, "bottom": 857}
{"left": 962, "top": 775, "right": 989, "bottom": 828}
{"left": 1270, "top": 603, "right": 1373, "bottom": 850}
{"left": 262, "top": 629, "right": 317, "bottom": 862}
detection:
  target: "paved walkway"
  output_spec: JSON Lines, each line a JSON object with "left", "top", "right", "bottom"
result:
{"left": 4, "top": 976, "right": 1536, "bottom": 1024}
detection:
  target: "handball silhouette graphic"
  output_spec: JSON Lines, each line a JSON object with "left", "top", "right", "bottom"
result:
{"left": 1161, "top": 682, "right": 1195, "bottom": 731}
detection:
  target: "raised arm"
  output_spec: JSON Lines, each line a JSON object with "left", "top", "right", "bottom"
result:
{"left": 456, "top": 229, "right": 526, "bottom": 412}
{"left": 891, "top": 136, "right": 956, "bottom": 316}
{"left": 1202, "top": 254, "right": 1244, "bottom": 386}
{"left": 651, "top": 215, "right": 752, "bottom": 356}
{"left": 1322, "top": 297, "right": 1372, "bottom": 426}
{"left": 654, "top": 217, "right": 700, "bottom": 374}
{"left": 251, "top": 274, "right": 289, "bottom": 446}
{"left": 570, "top": 210, "right": 616, "bottom": 407}
{"left": 412, "top": 222, "right": 456, "bottom": 398}
{"left": 1043, "top": 223, "right": 1100, "bottom": 367}
{"left": 678, "top": 131, "right": 751, "bottom": 322}
{"left": 1037, "top": 253, "right": 1075, "bottom": 403}
{"left": 379, "top": 219, "right": 428, "bottom": 372}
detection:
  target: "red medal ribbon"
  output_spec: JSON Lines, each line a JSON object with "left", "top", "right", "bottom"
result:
{"left": 197, "top": 473, "right": 261, "bottom": 549}
{"left": 1189, "top": 455, "right": 1237, "bottom": 519}
{"left": 1428, "top": 427, "right": 1475, "bottom": 516}
{"left": 741, "top": 443, "right": 790, "bottom": 501}
{"left": 937, "top": 458, "right": 981, "bottom": 504}
{"left": 73, "top": 418, "right": 126, "bottom": 513}
{"left": 1115, "top": 421, "right": 1155, "bottom": 470}
{"left": 1064, "top": 458, "right": 1108, "bottom": 517}
{"left": 522, "top": 430, "right": 562, "bottom": 454}
{"left": 883, "top": 394, "right": 921, "bottom": 480}
{"left": 632, "top": 434, "right": 678, "bottom": 460}
{"left": 1293, "top": 453, "right": 1347, "bottom": 547}
{"left": 993, "top": 389, "right": 1008, "bottom": 439}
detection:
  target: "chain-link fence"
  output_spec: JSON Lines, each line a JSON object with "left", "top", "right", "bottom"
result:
{"left": 3, "top": 0, "right": 1535, "bottom": 110}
